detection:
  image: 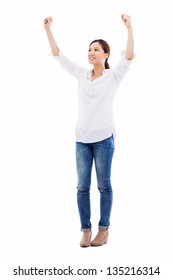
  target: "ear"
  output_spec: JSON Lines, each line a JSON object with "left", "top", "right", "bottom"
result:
{"left": 104, "top": 53, "right": 109, "bottom": 60}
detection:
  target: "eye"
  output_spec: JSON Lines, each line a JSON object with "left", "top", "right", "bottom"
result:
{"left": 95, "top": 48, "right": 99, "bottom": 52}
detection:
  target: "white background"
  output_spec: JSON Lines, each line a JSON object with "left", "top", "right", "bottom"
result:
{"left": 0, "top": 0, "right": 173, "bottom": 279}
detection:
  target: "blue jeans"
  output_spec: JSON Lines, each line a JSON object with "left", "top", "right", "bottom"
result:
{"left": 76, "top": 135, "right": 115, "bottom": 231}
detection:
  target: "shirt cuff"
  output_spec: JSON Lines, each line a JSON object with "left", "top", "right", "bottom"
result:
{"left": 120, "top": 50, "right": 136, "bottom": 62}
{"left": 48, "top": 49, "right": 64, "bottom": 58}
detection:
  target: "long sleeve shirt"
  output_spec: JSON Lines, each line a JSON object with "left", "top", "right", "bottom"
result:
{"left": 54, "top": 51, "right": 134, "bottom": 143}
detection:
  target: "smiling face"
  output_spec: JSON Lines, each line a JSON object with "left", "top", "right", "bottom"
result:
{"left": 88, "top": 42, "right": 108, "bottom": 68}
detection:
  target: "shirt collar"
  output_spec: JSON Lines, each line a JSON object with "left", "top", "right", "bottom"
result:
{"left": 87, "top": 69, "right": 106, "bottom": 80}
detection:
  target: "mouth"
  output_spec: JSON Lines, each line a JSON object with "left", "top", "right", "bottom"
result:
{"left": 89, "top": 57, "right": 95, "bottom": 61}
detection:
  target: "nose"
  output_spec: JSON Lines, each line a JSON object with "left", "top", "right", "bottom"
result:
{"left": 88, "top": 49, "right": 94, "bottom": 55}
{"left": 89, "top": 51, "right": 95, "bottom": 57}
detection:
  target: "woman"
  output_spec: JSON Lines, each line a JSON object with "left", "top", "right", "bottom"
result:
{"left": 44, "top": 14, "right": 134, "bottom": 247}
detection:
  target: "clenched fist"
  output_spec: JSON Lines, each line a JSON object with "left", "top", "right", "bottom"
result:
{"left": 121, "top": 14, "right": 131, "bottom": 28}
{"left": 44, "top": 17, "right": 53, "bottom": 29}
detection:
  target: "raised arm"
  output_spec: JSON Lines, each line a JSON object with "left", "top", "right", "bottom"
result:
{"left": 44, "top": 17, "right": 59, "bottom": 56}
{"left": 121, "top": 14, "right": 134, "bottom": 60}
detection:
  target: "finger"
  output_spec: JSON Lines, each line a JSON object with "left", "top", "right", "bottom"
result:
{"left": 47, "top": 16, "right": 52, "bottom": 22}
{"left": 44, "top": 16, "right": 52, "bottom": 22}
{"left": 121, "top": 14, "right": 127, "bottom": 23}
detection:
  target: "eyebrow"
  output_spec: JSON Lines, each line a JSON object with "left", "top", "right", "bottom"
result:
{"left": 89, "top": 46, "right": 101, "bottom": 50}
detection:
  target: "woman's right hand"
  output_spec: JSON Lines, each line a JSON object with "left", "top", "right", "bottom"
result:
{"left": 44, "top": 16, "right": 53, "bottom": 30}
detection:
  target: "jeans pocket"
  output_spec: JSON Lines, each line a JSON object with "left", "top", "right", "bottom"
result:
{"left": 102, "top": 135, "right": 115, "bottom": 149}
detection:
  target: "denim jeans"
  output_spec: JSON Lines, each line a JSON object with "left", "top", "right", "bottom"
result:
{"left": 76, "top": 135, "right": 115, "bottom": 231}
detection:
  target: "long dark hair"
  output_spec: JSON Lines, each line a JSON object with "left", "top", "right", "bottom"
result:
{"left": 89, "top": 39, "right": 110, "bottom": 69}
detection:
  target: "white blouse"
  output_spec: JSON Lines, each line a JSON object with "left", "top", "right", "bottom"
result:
{"left": 54, "top": 51, "right": 134, "bottom": 143}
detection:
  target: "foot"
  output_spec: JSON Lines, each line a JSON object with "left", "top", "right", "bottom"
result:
{"left": 91, "top": 230, "right": 109, "bottom": 246}
{"left": 80, "top": 231, "right": 92, "bottom": 247}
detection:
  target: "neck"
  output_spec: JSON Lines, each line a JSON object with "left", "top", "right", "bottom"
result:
{"left": 92, "top": 65, "right": 105, "bottom": 75}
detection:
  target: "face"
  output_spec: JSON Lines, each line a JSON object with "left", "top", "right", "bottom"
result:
{"left": 88, "top": 42, "right": 108, "bottom": 67}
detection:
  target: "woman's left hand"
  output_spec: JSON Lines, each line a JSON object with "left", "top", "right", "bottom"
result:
{"left": 121, "top": 14, "right": 131, "bottom": 28}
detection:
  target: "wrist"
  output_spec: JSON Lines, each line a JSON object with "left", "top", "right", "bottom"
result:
{"left": 126, "top": 25, "right": 132, "bottom": 30}
{"left": 44, "top": 26, "right": 51, "bottom": 32}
